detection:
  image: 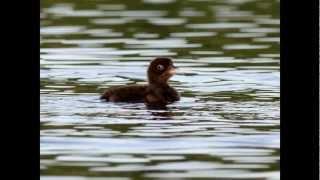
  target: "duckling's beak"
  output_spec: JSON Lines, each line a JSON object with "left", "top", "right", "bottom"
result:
{"left": 168, "top": 65, "right": 177, "bottom": 75}
{"left": 159, "top": 64, "right": 177, "bottom": 82}
{"left": 172, "top": 64, "right": 177, "bottom": 69}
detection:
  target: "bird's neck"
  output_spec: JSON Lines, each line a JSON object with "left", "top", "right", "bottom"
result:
{"left": 148, "top": 79, "right": 169, "bottom": 87}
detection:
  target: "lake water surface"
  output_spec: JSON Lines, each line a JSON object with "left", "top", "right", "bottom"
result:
{"left": 40, "top": 0, "right": 280, "bottom": 179}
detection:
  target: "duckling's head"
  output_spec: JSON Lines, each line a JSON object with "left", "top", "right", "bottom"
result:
{"left": 147, "top": 57, "right": 177, "bottom": 84}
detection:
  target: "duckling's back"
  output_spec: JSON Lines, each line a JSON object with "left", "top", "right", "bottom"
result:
{"left": 100, "top": 85, "right": 147, "bottom": 102}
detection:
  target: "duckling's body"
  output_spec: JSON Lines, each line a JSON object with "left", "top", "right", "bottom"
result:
{"left": 144, "top": 84, "right": 180, "bottom": 107}
{"left": 100, "top": 57, "right": 180, "bottom": 106}
{"left": 100, "top": 85, "right": 147, "bottom": 102}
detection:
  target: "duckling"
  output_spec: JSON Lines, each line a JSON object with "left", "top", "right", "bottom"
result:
{"left": 100, "top": 57, "right": 180, "bottom": 106}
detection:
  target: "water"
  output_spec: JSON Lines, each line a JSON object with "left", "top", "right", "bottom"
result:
{"left": 40, "top": 0, "right": 280, "bottom": 179}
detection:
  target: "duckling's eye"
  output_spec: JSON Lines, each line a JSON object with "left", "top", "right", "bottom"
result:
{"left": 157, "top": 64, "right": 164, "bottom": 71}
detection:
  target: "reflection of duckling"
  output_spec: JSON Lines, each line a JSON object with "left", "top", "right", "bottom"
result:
{"left": 100, "top": 57, "right": 180, "bottom": 106}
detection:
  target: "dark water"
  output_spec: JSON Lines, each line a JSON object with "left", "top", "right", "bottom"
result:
{"left": 40, "top": 0, "right": 280, "bottom": 179}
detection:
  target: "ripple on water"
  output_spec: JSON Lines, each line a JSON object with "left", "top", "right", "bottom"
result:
{"left": 148, "top": 18, "right": 187, "bottom": 26}
{"left": 40, "top": 26, "right": 85, "bottom": 35}
{"left": 186, "top": 22, "right": 258, "bottom": 29}
{"left": 223, "top": 44, "right": 270, "bottom": 50}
